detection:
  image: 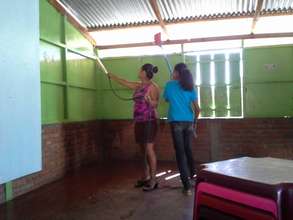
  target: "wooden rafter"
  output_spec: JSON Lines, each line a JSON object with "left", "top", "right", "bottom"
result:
{"left": 49, "top": 0, "right": 97, "bottom": 46}
{"left": 148, "top": 0, "right": 170, "bottom": 39}
{"left": 96, "top": 32, "right": 293, "bottom": 49}
{"left": 251, "top": 0, "right": 264, "bottom": 34}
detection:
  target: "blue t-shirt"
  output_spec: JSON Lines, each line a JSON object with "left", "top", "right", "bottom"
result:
{"left": 163, "top": 80, "right": 197, "bottom": 122}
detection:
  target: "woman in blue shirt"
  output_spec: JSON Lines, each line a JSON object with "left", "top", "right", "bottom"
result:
{"left": 163, "top": 63, "right": 200, "bottom": 195}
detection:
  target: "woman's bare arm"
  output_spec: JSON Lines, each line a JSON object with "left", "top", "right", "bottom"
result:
{"left": 145, "top": 84, "right": 160, "bottom": 108}
{"left": 192, "top": 101, "right": 201, "bottom": 119}
{"left": 108, "top": 72, "right": 141, "bottom": 90}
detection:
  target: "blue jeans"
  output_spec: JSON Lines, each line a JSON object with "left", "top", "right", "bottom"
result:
{"left": 170, "top": 122, "right": 195, "bottom": 190}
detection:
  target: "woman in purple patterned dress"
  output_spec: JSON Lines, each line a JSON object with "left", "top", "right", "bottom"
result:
{"left": 108, "top": 63, "right": 160, "bottom": 191}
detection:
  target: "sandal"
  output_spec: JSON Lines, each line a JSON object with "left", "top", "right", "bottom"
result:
{"left": 143, "top": 181, "right": 158, "bottom": 192}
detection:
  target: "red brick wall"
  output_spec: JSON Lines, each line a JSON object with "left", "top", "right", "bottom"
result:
{"left": 99, "top": 120, "right": 211, "bottom": 163}
{"left": 0, "top": 121, "right": 101, "bottom": 204}
{"left": 1, "top": 118, "right": 293, "bottom": 204}
{"left": 100, "top": 119, "right": 293, "bottom": 163}
{"left": 219, "top": 119, "right": 293, "bottom": 160}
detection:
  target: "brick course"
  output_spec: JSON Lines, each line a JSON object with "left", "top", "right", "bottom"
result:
{"left": 100, "top": 119, "right": 293, "bottom": 163}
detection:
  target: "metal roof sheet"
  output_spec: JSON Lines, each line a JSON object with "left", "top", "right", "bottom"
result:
{"left": 60, "top": 0, "right": 293, "bottom": 29}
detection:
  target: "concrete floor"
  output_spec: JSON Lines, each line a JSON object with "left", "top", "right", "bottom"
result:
{"left": 0, "top": 161, "right": 194, "bottom": 220}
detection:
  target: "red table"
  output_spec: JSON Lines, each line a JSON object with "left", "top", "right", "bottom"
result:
{"left": 193, "top": 157, "right": 293, "bottom": 220}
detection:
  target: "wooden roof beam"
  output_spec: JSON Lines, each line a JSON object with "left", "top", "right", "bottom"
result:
{"left": 49, "top": 0, "right": 97, "bottom": 46}
{"left": 96, "top": 32, "right": 293, "bottom": 49}
{"left": 148, "top": 0, "right": 170, "bottom": 39}
{"left": 251, "top": 0, "right": 264, "bottom": 34}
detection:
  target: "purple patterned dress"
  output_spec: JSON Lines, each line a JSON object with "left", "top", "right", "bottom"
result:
{"left": 133, "top": 84, "right": 156, "bottom": 122}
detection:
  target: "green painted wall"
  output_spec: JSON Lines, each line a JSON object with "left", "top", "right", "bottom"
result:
{"left": 40, "top": 0, "right": 98, "bottom": 124}
{"left": 97, "top": 55, "right": 182, "bottom": 119}
{"left": 40, "top": 1, "right": 293, "bottom": 120}
{"left": 99, "top": 45, "right": 293, "bottom": 119}
{"left": 244, "top": 45, "right": 293, "bottom": 117}
{"left": 99, "top": 53, "right": 242, "bottom": 119}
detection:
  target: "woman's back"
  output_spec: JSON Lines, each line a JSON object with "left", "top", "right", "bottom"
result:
{"left": 164, "top": 80, "right": 197, "bottom": 122}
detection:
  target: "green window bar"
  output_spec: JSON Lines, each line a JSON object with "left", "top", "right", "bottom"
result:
{"left": 186, "top": 49, "right": 243, "bottom": 118}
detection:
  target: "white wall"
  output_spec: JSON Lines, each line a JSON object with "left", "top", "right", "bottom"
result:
{"left": 0, "top": 0, "right": 41, "bottom": 184}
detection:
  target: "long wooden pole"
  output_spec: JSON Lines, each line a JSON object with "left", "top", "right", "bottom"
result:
{"left": 96, "top": 32, "right": 293, "bottom": 49}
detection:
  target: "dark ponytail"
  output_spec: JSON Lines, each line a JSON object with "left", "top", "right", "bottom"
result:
{"left": 174, "top": 63, "right": 194, "bottom": 91}
{"left": 142, "top": 63, "right": 158, "bottom": 80}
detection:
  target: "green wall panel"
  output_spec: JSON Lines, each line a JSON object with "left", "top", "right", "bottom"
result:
{"left": 41, "top": 83, "right": 65, "bottom": 123}
{"left": 244, "top": 45, "right": 293, "bottom": 117}
{"left": 65, "top": 20, "right": 94, "bottom": 55}
{"left": 40, "top": 41, "right": 64, "bottom": 83}
{"left": 67, "top": 52, "right": 96, "bottom": 89}
{"left": 40, "top": 0, "right": 99, "bottom": 124}
{"left": 101, "top": 90, "right": 134, "bottom": 119}
{"left": 215, "top": 86, "right": 228, "bottom": 117}
{"left": 4, "top": 182, "right": 13, "bottom": 201}
{"left": 214, "top": 54, "right": 226, "bottom": 86}
{"left": 103, "top": 57, "right": 142, "bottom": 90}
{"left": 96, "top": 89, "right": 103, "bottom": 119}
{"left": 245, "top": 83, "right": 293, "bottom": 117}
{"left": 230, "top": 86, "right": 242, "bottom": 117}
{"left": 199, "top": 87, "right": 213, "bottom": 117}
{"left": 244, "top": 46, "right": 293, "bottom": 83}
{"left": 230, "top": 53, "right": 241, "bottom": 85}
{"left": 200, "top": 55, "right": 211, "bottom": 86}
{"left": 68, "top": 88, "right": 97, "bottom": 121}
{"left": 96, "top": 67, "right": 109, "bottom": 91}
{"left": 40, "top": 0, "right": 62, "bottom": 43}
{"left": 95, "top": 61, "right": 103, "bottom": 120}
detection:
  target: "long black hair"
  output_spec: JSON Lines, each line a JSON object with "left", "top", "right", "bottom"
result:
{"left": 141, "top": 63, "right": 158, "bottom": 80}
{"left": 174, "top": 63, "right": 194, "bottom": 91}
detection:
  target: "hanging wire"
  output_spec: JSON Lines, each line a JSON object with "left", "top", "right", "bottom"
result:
{"left": 95, "top": 55, "right": 143, "bottom": 101}
{"left": 107, "top": 75, "right": 137, "bottom": 101}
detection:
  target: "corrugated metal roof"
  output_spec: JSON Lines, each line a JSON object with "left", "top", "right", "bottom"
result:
{"left": 262, "top": 0, "right": 293, "bottom": 13}
{"left": 60, "top": 0, "right": 158, "bottom": 29}
{"left": 60, "top": 0, "right": 293, "bottom": 29}
{"left": 157, "top": 0, "right": 257, "bottom": 22}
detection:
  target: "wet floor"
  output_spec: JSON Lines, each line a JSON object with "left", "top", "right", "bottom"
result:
{"left": 0, "top": 161, "right": 194, "bottom": 220}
